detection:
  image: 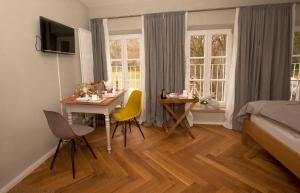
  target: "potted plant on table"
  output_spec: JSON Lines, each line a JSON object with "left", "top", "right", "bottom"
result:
{"left": 199, "top": 98, "right": 209, "bottom": 109}
{"left": 199, "top": 93, "right": 220, "bottom": 110}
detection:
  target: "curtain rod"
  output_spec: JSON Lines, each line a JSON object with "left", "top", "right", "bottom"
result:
{"left": 102, "top": 2, "right": 299, "bottom": 20}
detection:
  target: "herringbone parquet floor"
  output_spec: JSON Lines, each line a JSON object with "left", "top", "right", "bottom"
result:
{"left": 9, "top": 124, "right": 300, "bottom": 193}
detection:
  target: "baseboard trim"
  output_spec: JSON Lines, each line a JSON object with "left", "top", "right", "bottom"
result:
{"left": 0, "top": 146, "right": 57, "bottom": 193}
{"left": 193, "top": 121, "right": 225, "bottom": 125}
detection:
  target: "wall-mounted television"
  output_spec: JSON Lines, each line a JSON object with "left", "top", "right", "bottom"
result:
{"left": 40, "top": 16, "right": 75, "bottom": 54}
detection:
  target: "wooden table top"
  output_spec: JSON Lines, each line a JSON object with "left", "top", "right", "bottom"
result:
{"left": 160, "top": 97, "right": 199, "bottom": 104}
{"left": 62, "top": 91, "right": 125, "bottom": 106}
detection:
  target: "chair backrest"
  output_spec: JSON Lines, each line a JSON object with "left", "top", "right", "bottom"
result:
{"left": 43, "top": 110, "right": 76, "bottom": 140}
{"left": 125, "top": 90, "right": 142, "bottom": 117}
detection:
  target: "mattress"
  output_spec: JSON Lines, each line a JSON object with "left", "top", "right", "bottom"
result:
{"left": 250, "top": 115, "right": 300, "bottom": 154}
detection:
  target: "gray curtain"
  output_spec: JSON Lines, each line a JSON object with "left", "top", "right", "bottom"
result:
{"left": 233, "top": 4, "right": 293, "bottom": 131}
{"left": 90, "top": 18, "right": 108, "bottom": 81}
{"left": 144, "top": 12, "right": 185, "bottom": 126}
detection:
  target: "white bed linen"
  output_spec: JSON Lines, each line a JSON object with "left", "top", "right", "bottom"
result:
{"left": 251, "top": 115, "right": 300, "bottom": 154}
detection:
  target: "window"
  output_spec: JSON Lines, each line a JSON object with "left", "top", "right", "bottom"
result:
{"left": 291, "top": 31, "right": 300, "bottom": 100}
{"left": 187, "top": 30, "right": 232, "bottom": 105}
{"left": 109, "top": 34, "right": 142, "bottom": 91}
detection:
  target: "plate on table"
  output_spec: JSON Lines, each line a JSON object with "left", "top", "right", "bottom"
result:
{"left": 178, "top": 95, "right": 188, "bottom": 99}
{"left": 103, "top": 93, "right": 117, "bottom": 98}
{"left": 88, "top": 99, "right": 104, "bottom": 103}
{"left": 76, "top": 97, "right": 90, "bottom": 102}
{"left": 167, "top": 93, "right": 178, "bottom": 98}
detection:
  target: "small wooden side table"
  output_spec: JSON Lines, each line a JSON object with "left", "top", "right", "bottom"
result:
{"left": 160, "top": 97, "right": 198, "bottom": 139}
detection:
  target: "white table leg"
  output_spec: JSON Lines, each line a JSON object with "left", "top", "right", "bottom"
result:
{"left": 93, "top": 115, "right": 96, "bottom": 128}
{"left": 67, "top": 112, "right": 73, "bottom": 125}
{"left": 105, "top": 114, "right": 112, "bottom": 153}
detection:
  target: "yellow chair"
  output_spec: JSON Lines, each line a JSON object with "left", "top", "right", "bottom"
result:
{"left": 111, "top": 90, "right": 145, "bottom": 147}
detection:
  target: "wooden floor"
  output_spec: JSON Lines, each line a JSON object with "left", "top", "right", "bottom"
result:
{"left": 10, "top": 124, "right": 300, "bottom": 193}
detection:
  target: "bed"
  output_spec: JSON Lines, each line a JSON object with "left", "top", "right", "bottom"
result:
{"left": 238, "top": 101, "right": 300, "bottom": 178}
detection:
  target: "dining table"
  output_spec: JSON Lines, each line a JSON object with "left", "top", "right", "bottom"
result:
{"left": 62, "top": 90, "right": 125, "bottom": 153}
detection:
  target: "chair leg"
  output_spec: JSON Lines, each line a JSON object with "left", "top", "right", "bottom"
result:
{"left": 124, "top": 121, "right": 127, "bottom": 147}
{"left": 82, "top": 136, "right": 97, "bottom": 159}
{"left": 129, "top": 120, "right": 132, "bottom": 133}
{"left": 71, "top": 139, "right": 76, "bottom": 179}
{"left": 73, "top": 139, "right": 76, "bottom": 152}
{"left": 50, "top": 139, "right": 62, "bottom": 170}
{"left": 112, "top": 122, "right": 119, "bottom": 138}
{"left": 134, "top": 117, "right": 145, "bottom": 139}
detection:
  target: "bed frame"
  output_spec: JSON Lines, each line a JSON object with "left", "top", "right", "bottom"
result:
{"left": 242, "top": 118, "right": 300, "bottom": 179}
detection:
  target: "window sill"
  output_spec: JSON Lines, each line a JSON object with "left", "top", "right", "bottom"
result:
{"left": 191, "top": 107, "right": 225, "bottom": 113}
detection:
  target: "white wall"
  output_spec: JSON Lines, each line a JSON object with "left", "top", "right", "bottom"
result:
{"left": 87, "top": 0, "right": 297, "bottom": 18}
{"left": 0, "top": 0, "right": 89, "bottom": 190}
{"left": 108, "top": 16, "right": 142, "bottom": 35}
{"left": 188, "top": 9, "right": 235, "bottom": 30}
{"left": 193, "top": 112, "right": 225, "bottom": 125}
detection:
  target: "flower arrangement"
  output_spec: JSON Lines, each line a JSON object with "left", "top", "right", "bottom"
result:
{"left": 199, "top": 93, "right": 220, "bottom": 110}
{"left": 199, "top": 98, "right": 209, "bottom": 105}
{"left": 74, "top": 81, "right": 107, "bottom": 98}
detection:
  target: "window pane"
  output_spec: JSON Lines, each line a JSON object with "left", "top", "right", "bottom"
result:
{"left": 211, "top": 58, "right": 226, "bottom": 65}
{"left": 293, "top": 32, "right": 300, "bottom": 55}
{"left": 211, "top": 81, "right": 225, "bottom": 101}
{"left": 190, "top": 59, "right": 204, "bottom": 64}
{"left": 128, "top": 60, "right": 140, "bottom": 89}
{"left": 291, "top": 31, "right": 300, "bottom": 100}
{"left": 190, "top": 81, "right": 203, "bottom": 97}
{"left": 128, "top": 60, "right": 140, "bottom": 78}
{"left": 190, "top": 58, "right": 204, "bottom": 80}
{"left": 291, "top": 62, "right": 300, "bottom": 80}
{"left": 136, "top": 81, "right": 140, "bottom": 89}
{"left": 212, "top": 34, "right": 226, "bottom": 56}
{"left": 292, "top": 57, "right": 300, "bottom": 63}
{"left": 190, "top": 65, "right": 195, "bottom": 79}
{"left": 111, "top": 61, "right": 122, "bottom": 89}
{"left": 290, "top": 80, "right": 299, "bottom": 100}
{"left": 128, "top": 81, "right": 140, "bottom": 89}
{"left": 211, "top": 58, "right": 226, "bottom": 79}
{"left": 111, "top": 61, "right": 122, "bottom": 67}
{"left": 127, "top": 39, "right": 140, "bottom": 59}
{"left": 110, "top": 40, "right": 122, "bottom": 59}
{"left": 190, "top": 64, "right": 204, "bottom": 80}
{"left": 211, "top": 64, "right": 225, "bottom": 79}
{"left": 190, "top": 35, "right": 204, "bottom": 57}
{"left": 128, "top": 60, "right": 140, "bottom": 67}
{"left": 128, "top": 81, "right": 135, "bottom": 89}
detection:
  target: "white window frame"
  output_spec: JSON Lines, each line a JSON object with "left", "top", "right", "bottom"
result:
{"left": 186, "top": 29, "right": 232, "bottom": 106}
{"left": 291, "top": 26, "right": 300, "bottom": 101}
{"left": 109, "top": 34, "right": 144, "bottom": 92}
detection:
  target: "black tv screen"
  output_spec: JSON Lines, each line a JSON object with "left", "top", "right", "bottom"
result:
{"left": 40, "top": 16, "right": 75, "bottom": 54}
